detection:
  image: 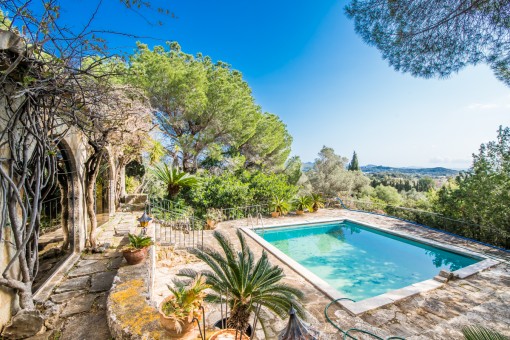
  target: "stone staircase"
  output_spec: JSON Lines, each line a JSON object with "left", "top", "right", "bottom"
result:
{"left": 120, "top": 194, "right": 147, "bottom": 212}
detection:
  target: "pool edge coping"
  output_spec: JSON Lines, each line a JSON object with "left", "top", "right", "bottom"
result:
{"left": 240, "top": 217, "right": 500, "bottom": 316}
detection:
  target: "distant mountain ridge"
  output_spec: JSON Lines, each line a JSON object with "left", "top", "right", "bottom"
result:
{"left": 361, "top": 165, "right": 459, "bottom": 176}
{"left": 301, "top": 162, "right": 460, "bottom": 177}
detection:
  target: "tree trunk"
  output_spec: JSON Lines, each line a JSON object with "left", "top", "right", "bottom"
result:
{"left": 57, "top": 170, "right": 70, "bottom": 251}
{"left": 227, "top": 303, "right": 251, "bottom": 333}
{"left": 85, "top": 177, "right": 98, "bottom": 249}
{"left": 19, "top": 286, "right": 35, "bottom": 310}
{"left": 85, "top": 148, "right": 104, "bottom": 249}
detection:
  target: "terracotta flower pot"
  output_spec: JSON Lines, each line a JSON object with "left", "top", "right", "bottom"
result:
{"left": 158, "top": 296, "right": 199, "bottom": 338}
{"left": 271, "top": 211, "right": 280, "bottom": 218}
{"left": 206, "top": 219, "right": 217, "bottom": 230}
{"left": 122, "top": 247, "right": 148, "bottom": 265}
{"left": 296, "top": 210, "right": 304, "bottom": 215}
{"left": 209, "top": 329, "right": 250, "bottom": 340}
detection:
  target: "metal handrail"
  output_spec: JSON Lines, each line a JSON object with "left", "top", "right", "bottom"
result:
{"left": 147, "top": 197, "right": 204, "bottom": 249}
{"left": 336, "top": 197, "right": 510, "bottom": 253}
{"left": 220, "top": 204, "right": 269, "bottom": 221}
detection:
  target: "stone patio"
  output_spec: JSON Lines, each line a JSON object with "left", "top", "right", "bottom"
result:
{"left": 30, "top": 211, "right": 139, "bottom": 340}
{"left": 153, "top": 208, "right": 510, "bottom": 340}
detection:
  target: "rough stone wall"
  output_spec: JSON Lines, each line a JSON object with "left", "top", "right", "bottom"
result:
{"left": 0, "top": 122, "right": 89, "bottom": 329}
{"left": 0, "top": 89, "right": 22, "bottom": 328}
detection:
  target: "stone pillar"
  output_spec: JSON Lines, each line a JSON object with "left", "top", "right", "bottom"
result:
{"left": 62, "top": 129, "right": 88, "bottom": 253}
{"left": 120, "top": 165, "right": 127, "bottom": 198}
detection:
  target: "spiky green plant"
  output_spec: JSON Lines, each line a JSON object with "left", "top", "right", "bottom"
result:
{"left": 462, "top": 325, "right": 507, "bottom": 340}
{"left": 293, "top": 195, "right": 313, "bottom": 212}
{"left": 125, "top": 233, "right": 153, "bottom": 250}
{"left": 179, "top": 230, "right": 304, "bottom": 333}
{"left": 270, "top": 195, "right": 290, "bottom": 215}
{"left": 310, "top": 193, "right": 325, "bottom": 212}
{"left": 150, "top": 163, "right": 198, "bottom": 198}
{"left": 161, "top": 275, "right": 210, "bottom": 333}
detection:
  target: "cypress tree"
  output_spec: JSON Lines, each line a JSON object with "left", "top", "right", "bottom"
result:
{"left": 348, "top": 151, "right": 360, "bottom": 171}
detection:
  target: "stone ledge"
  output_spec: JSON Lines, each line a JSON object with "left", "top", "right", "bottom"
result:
{"left": 107, "top": 258, "right": 174, "bottom": 340}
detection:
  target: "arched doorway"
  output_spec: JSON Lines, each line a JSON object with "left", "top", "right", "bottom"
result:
{"left": 95, "top": 156, "right": 112, "bottom": 228}
{"left": 33, "top": 139, "right": 77, "bottom": 292}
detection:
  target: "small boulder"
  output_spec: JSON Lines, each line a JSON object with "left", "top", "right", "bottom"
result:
{"left": 1, "top": 310, "right": 45, "bottom": 339}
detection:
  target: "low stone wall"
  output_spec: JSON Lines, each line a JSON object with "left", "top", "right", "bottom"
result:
{"left": 107, "top": 255, "right": 170, "bottom": 339}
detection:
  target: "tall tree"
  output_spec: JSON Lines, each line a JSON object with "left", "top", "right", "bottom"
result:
{"left": 345, "top": 0, "right": 510, "bottom": 86}
{"left": 83, "top": 83, "right": 151, "bottom": 249}
{"left": 348, "top": 151, "right": 360, "bottom": 171}
{"left": 129, "top": 42, "right": 291, "bottom": 172}
{"left": 308, "top": 146, "right": 369, "bottom": 197}
{"left": 435, "top": 126, "right": 510, "bottom": 247}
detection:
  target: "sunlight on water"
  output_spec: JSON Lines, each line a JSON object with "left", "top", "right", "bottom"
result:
{"left": 259, "top": 221, "right": 479, "bottom": 301}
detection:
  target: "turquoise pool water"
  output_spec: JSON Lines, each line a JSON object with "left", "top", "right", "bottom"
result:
{"left": 257, "top": 221, "right": 480, "bottom": 301}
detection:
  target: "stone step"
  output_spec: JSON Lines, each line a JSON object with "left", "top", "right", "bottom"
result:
{"left": 433, "top": 275, "right": 448, "bottom": 283}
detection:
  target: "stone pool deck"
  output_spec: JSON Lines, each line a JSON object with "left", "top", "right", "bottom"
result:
{"left": 154, "top": 208, "right": 510, "bottom": 339}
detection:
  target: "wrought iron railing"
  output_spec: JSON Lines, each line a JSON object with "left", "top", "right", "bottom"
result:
{"left": 337, "top": 197, "right": 510, "bottom": 251}
{"left": 147, "top": 197, "right": 204, "bottom": 249}
{"left": 219, "top": 204, "right": 270, "bottom": 221}
{"left": 40, "top": 196, "right": 62, "bottom": 233}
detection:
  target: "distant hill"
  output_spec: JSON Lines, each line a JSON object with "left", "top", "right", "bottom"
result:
{"left": 302, "top": 162, "right": 314, "bottom": 172}
{"left": 301, "top": 162, "right": 460, "bottom": 177}
{"left": 361, "top": 165, "right": 460, "bottom": 177}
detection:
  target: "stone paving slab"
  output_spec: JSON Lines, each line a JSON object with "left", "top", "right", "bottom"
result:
{"left": 90, "top": 271, "right": 116, "bottom": 292}
{"left": 50, "top": 290, "right": 87, "bottom": 304}
{"left": 54, "top": 276, "right": 89, "bottom": 293}
{"left": 60, "top": 311, "right": 111, "bottom": 340}
{"left": 67, "top": 260, "right": 108, "bottom": 278}
{"left": 60, "top": 294, "right": 98, "bottom": 317}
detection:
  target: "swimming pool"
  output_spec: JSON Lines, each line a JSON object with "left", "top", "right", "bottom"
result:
{"left": 255, "top": 220, "right": 480, "bottom": 301}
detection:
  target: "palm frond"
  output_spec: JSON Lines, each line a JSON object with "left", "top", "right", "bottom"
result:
{"left": 462, "top": 325, "right": 507, "bottom": 340}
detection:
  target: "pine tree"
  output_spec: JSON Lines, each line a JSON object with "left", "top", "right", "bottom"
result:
{"left": 348, "top": 151, "right": 360, "bottom": 171}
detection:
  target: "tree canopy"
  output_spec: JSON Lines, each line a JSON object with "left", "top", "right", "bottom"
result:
{"left": 345, "top": 0, "right": 510, "bottom": 86}
{"left": 435, "top": 126, "right": 510, "bottom": 247}
{"left": 129, "top": 42, "right": 292, "bottom": 172}
{"left": 308, "top": 146, "right": 369, "bottom": 197}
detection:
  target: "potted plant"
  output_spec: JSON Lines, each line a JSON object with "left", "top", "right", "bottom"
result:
{"left": 311, "top": 193, "right": 325, "bottom": 212}
{"left": 293, "top": 195, "right": 312, "bottom": 215}
{"left": 179, "top": 230, "right": 304, "bottom": 337}
{"left": 270, "top": 196, "right": 290, "bottom": 218}
{"left": 122, "top": 233, "right": 153, "bottom": 265}
{"left": 205, "top": 208, "right": 224, "bottom": 230}
{"left": 158, "top": 275, "right": 209, "bottom": 337}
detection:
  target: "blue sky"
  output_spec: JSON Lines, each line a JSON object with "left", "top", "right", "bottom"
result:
{"left": 57, "top": 0, "right": 509, "bottom": 168}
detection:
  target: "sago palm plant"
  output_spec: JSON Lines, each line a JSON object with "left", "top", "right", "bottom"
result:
{"left": 150, "top": 163, "right": 198, "bottom": 198}
{"left": 293, "top": 195, "right": 313, "bottom": 212}
{"left": 462, "top": 325, "right": 507, "bottom": 340}
{"left": 310, "top": 193, "right": 325, "bottom": 212}
{"left": 179, "top": 230, "right": 304, "bottom": 334}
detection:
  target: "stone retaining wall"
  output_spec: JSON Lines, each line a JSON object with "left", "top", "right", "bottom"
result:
{"left": 107, "top": 255, "right": 173, "bottom": 340}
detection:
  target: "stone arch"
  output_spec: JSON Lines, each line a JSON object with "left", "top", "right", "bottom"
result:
{"left": 58, "top": 129, "right": 88, "bottom": 252}
{"left": 95, "top": 147, "right": 116, "bottom": 225}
